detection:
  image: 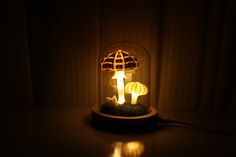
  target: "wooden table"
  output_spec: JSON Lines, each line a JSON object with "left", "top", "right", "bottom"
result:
{"left": 1, "top": 106, "right": 236, "bottom": 157}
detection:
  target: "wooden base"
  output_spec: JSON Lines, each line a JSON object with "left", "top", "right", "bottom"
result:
{"left": 91, "top": 105, "right": 158, "bottom": 131}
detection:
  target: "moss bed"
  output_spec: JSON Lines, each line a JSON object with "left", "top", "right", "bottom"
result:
{"left": 100, "top": 102, "right": 149, "bottom": 116}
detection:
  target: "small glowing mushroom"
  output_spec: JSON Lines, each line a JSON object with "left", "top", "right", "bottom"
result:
{"left": 100, "top": 50, "right": 139, "bottom": 105}
{"left": 125, "top": 82, "right": 148, "bottom": 105}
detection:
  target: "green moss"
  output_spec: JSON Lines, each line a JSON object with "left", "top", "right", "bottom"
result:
{"left": 100, "top": 102, "right": 149, "bottom": 116}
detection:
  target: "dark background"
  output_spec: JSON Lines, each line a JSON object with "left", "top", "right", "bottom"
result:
{"left": 1, "top": 0, "right": 236, "bottom": 156}
{"left": 1, "top": 0, "right": 236, "bottom": 112}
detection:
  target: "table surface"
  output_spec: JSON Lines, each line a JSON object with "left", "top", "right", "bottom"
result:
{"left": 1, "top": 106, "right": 236, "bottom": 157}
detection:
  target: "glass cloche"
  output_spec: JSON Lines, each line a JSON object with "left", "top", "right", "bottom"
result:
{"left": 92, "top": 42, "right": 158, "bottom": 129}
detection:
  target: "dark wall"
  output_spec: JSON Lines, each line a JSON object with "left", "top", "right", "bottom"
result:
{"left": 26, "top": 0, "right": 99, "bottom": 106}
{"left": 158, "top": 0, "right": 236, "bottom": 112}
{"left": 1, "top": 0, "right": 33, "bottom": 108}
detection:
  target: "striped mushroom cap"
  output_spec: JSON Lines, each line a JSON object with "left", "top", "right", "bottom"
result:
{"left": 125, "top": 82, "right": 148, "bottom": 95}
{"left": 100, "top": 50, "right": 139, "bottom": 71}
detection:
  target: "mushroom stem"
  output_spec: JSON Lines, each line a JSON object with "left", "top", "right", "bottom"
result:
{"left": 112, "top": 70, "right": 126, "bottom": 104}
{"left": 131, "top": 93, "right": 139, "bottom": 104}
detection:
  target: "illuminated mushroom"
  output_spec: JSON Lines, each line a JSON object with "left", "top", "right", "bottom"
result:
{"left": 125, "top": 82, "right": 148, "bottom": 105}
{"left": 100, "top": 50, "right": 139, "bottom": 105}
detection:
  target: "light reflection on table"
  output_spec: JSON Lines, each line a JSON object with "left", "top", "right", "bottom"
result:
{"left": 110, "top": 141, "right": 144, "bottom": 157}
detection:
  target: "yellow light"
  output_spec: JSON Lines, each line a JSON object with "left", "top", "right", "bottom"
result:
{"left": 112, "top": 71, "right": 126, "bottom": 104}
{"left": 122, "top": 141, "right": 145, "bottom": 157}
{"left": 100, "top": 49, "right": 139, "bottom": 105}
{"left": 130, "top": 93, "right": 139, "bottom": 105}
{"left": 125, "top": 82, "right": 148, "bottom": 105}
{"left": 110, "top": 141, "right": 145, "bottom": 157}
{"left": 110, "top": 142, "right": 122, "bottom": 157}
{"left": 100, "top": 50, "right": 139, "bottom": 71}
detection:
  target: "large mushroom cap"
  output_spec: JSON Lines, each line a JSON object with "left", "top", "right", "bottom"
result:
{"left": 125, "top": 82, "right": 148, "bottom": 96}
{"left": 100, "top": 50, "right": 139, "bottom": 71}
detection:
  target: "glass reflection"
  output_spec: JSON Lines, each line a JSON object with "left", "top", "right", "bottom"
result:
{"left": 110, "top": 141, "right": 144, "bottom": 157}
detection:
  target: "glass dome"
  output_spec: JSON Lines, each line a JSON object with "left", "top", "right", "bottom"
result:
{"left": 97, "top": 42, "right": 151, "bottom": 116}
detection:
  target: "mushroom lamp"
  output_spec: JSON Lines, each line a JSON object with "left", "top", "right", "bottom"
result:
{"left": 92, "top": 42, "right": 158, "bottom": 129}
{"left": 100, "top": 50, "right": 139, "bottom": 105}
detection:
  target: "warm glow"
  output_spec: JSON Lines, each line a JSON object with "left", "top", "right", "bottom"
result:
{"left": 122, "top": 141, "right": 144, "bottom": 157}
{"left": 100, "top": 49, "right": 140, "bottom": 105}
{"left": 110, "top": 141, "right": 144, "bottom": 157}
{"left": 130, "top": 93, "right": 139, "bottom": 104}
{"left": 110, "top": 142, "right": 122, "bottom": 157}
{"left": 100, "top": 50, "right": 139, "bottom": 71}
{"left": 112, "top": 70, "right": 126, "bottom": 104}
{"left": 125, "top": 82, "right": 148, "bottom": 104}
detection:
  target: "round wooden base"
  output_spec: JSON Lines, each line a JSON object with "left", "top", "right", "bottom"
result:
{"left": 91, "top": 105, "right": 158, "bottom": 131}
